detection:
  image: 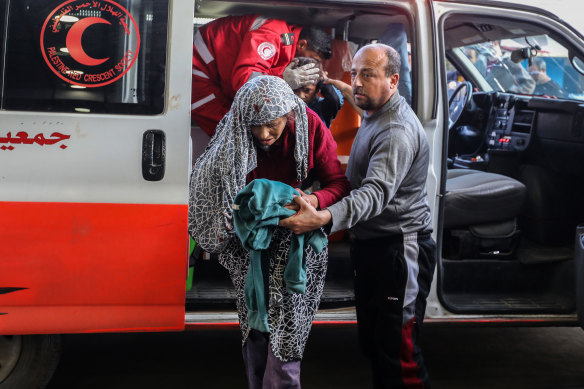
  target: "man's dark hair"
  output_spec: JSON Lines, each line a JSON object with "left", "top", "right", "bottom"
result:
{"left": 299, "top": 26, "right": 332, "bottom": 60}
{"left": 360, "top": 43, "right": 401, "bottom": 77}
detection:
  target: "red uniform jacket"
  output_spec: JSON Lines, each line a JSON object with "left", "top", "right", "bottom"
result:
{"left": 192, "top": 15, "right": 302, "bottom": 136}
{"left": 247, "top": 108, "right": 351, "bottom": 209}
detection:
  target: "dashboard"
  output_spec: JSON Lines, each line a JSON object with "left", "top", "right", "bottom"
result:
{"left": 485, "top": 94, "right": 535, "bottom": 152}
{"left": 450, "top": 90, "right": 584, "bottom": 179}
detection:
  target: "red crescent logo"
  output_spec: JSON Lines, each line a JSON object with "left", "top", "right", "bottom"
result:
{"left": 66, "top": 17, "right": 111, "bottom": 66}
{"left": 40, "top": 0, "right": 140, "bottom": 88}
{"left": 257, "top": 42, "right": 276, "bottom": 60}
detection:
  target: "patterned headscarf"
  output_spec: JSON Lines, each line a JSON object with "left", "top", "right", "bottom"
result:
{"left": 188, "top": 75, "right": 309, "bottom": 253}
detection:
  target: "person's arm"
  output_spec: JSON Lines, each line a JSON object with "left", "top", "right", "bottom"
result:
{"left": 504, "top": 58, "right": 536, "bottom": 95}
{"left": 307, "top": 111, "right": 351, "bottom": 209}
{"left": 315, "top": 83, "right": 343, "bottom": 126}
{"left": 281, "top": 128, "right": 414, "bottom": 234}
{"left": 230, "top": 20, "right": 319, "bottom": 92}
{"left": 326, "top": 130, "right": 414, "bottom": 234}
{"left": 324, "top": 78, "right": 363, "bottom": 117}
{"left": 231, "top": 28, "right": 283, "bottom": 91}
{"left": 191, "top": 70, "right": 233, "bottom": 136}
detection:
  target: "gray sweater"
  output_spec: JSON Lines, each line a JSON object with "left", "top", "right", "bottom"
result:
{"left": 327, "top": 91, "right": 432, "bottom": 238}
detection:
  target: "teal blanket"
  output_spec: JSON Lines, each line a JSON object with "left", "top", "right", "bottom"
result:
{"left": 233, "top": 179, "right": 327, "bottom": 333}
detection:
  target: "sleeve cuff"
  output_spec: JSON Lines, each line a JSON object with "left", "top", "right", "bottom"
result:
{"left": 325, "top": 202, "right": 346, "bottom": 235}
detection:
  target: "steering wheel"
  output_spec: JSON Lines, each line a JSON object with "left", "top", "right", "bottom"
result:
{"left": 448, "top": 81, "right": 473, "bottom": 130}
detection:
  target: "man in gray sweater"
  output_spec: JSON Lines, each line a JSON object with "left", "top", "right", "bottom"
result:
{"left": 280, "top": 43, "right": 436, "bottom": 388}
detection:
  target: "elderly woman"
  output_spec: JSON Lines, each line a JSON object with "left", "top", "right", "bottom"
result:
{"left": 188, "top": 75, "right": 350, "bottom": 388}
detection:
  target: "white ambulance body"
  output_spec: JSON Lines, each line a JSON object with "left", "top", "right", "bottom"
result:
{"left": 1, "top": 0, "right": 584, "bottom": 387}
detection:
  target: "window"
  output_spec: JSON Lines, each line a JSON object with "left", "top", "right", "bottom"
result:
{"left": 1, "top": 0, "right": 169, "bottom": 114}
{"left": 0, "top": 1, "right": 5, "bottom": 94}
{"left": 445, "top": 58, "right": 467, "bottom": 98}
{"left": 456, "top": 35, "right": 584, "bottom": 101}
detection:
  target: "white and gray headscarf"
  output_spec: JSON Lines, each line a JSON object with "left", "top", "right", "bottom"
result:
{"left": 188, "top": 75, "right": 309, "bottom": 253}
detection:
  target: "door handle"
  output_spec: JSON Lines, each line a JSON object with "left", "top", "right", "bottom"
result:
{"left": 142, "top": 130, "right": 166, "bottom": 181}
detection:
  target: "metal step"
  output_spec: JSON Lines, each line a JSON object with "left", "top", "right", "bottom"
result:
{"left": 444, "top": 293, "right": 575, "bottom": 313}
{"left": 186, "top": 279, "right": 354, "bottom": 305}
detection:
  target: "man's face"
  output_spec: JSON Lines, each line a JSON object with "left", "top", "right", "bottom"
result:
{"left": 294, "top": 83, "right": 318, "bottom": 104}
{"left": 295, "top": 40, "right": 325, "bottom": 62}
{"left": 465, "top": 48, "right": 478, "bottom": 63}
{"left": 351, "top": 47, "right": 397, "bottom": 113}
{"left": 528, "top": 63, "right": 543, "bottom": 83}
{"left": 250, "top": 115, "right": 288, "bottom": 149}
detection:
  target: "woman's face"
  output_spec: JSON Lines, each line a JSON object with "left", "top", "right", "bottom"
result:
{"left": 250, "top": 115, "right": 288, "bottom": 148}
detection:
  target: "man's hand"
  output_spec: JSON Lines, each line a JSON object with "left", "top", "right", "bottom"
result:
{"left": 279, "top": 195, "right": 332, "bottom": 235}
{"left": 283, "top": 61, "right": 320, "bottom": 90}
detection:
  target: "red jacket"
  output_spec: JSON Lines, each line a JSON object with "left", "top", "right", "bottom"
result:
{"left": 192, "top": 15, "right": 302, "bottom": 136}
{"left": 247, "top": 108, "right": 350, "bottom": 209}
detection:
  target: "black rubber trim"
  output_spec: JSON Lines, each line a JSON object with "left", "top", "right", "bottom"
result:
{"left": 0, "top": 287, "right": 27, "bottom": 295}
{"left": 434, "top": 0, "right": 584, "bottom": 42}
{"left": 429, "top": 0, "right": 439, "bottom": 119}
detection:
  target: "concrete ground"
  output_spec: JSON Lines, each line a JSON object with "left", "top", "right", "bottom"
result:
{"left": 46, "top": 324, "right": 584, "bottom": 389}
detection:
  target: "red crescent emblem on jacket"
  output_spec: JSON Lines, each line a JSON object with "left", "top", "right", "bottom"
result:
{"left": 257, "top": 42, "right": 277, "bottom": 60}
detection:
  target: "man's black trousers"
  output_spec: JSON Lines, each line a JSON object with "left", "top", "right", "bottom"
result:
{"left": 351, "top": 231, "right": 436, "bottom": 389}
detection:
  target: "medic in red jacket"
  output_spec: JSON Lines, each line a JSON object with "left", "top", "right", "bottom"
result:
{"left": 191, "top": 14, "right": 332, "bottom": 136}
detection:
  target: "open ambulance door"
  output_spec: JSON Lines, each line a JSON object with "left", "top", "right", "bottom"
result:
{"left": 576, "top": 226, "right": 584, "bottom": 328}
{"left": 433, "top": 0, "right": 584, "bottom": 325}
{"left": 0, "top": 0, "right": 194, "bottom": 335}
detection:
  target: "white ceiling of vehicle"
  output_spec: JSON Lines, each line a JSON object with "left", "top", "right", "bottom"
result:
{"left": 194, "top": 0, "right": 408, "bottom": 41}
{"left": 490, "top": 0, "right": 583, "bottom": 34}
{"left": 444, "top": 17, "right": 544, "bottom": 50}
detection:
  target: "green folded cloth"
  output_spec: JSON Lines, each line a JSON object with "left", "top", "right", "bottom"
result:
{"left": 233, "top": 179, "right": 327, "bottom": 333}
{"left": 186, "top": 237, "right": 197, "bottom": 291}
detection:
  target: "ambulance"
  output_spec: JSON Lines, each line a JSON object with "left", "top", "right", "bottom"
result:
{"left": 1, "top": 0, "right": 584, "bottom": 387}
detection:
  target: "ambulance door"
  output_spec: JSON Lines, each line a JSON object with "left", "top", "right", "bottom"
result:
{"left": 577, "top": 226, "right": 584, "bottom": 327}
{"left": 433, "top": 0, "right": 584, "bottom": 326}
{"left": 0, "top": 0, "right": 194, "bottom": 334}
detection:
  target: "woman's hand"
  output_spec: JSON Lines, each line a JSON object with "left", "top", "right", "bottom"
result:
{"left": 284, "top": 189, "right": 319, "bottom": 210}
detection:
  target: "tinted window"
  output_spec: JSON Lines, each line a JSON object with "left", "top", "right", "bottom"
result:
{"left": 458, "top": 35, "right": 584, "bottom": 101}
{"left": 0, "top": 1, "right": 5, "bottom": 93}
{"left": 1, "top": 0, "right": 168, "bottom": 114}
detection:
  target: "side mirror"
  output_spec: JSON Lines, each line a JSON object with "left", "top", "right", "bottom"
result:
{"left": 571, "top": 55, "right": 584, "bottom": 76}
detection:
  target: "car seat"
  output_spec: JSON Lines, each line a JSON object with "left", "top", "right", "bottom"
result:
{"left": 443, "top": 169, "right": 526, "bottom": 259}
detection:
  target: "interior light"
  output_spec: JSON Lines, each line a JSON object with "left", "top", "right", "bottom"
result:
{"left": 193, "top": 17, "right": 215, "bottom": 25}
{"left": 66, "top": 70, "right": 84, "bottom": 75}
{"left": 60, "top": 47, "right": 69, "bottom": 53}
{"left": 70, "top": 85, "right": 86, "bottom": 89}
{"left": 75, "top": 108, "right": 91, "bottom": 113}
{"left": 58, "top": 15, "right": 79, "bottom": 23}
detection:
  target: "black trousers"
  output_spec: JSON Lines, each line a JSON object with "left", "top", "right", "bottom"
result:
{"left": 351, "top": 231, "right": 436, "bottom": 389}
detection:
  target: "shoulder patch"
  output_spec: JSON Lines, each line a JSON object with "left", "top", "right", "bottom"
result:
{"left": 257, "top": 42, "right": 277, "bottom": 60}
{"left": 281, "top": 33, "right": 295, "bottom": 46}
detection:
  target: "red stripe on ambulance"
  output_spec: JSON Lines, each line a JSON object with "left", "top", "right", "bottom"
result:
{"left": 0, "top": 201, "right": 187, "bottom": 334}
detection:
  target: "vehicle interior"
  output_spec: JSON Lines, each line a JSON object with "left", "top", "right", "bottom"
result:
{"left": 187, "top": 1, "right": 584, "bottom": 318}
{"left": 441, "top": 14, "right": 584, "bottom": 313}
{"left": 188, "top": 0, "right": 414, "bottom": 314}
